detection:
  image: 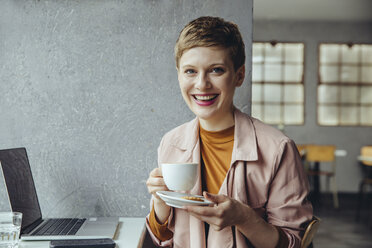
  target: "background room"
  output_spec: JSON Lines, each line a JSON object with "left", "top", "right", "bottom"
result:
{"left": 254, "top": 0, "right": 372, "bottom": 247}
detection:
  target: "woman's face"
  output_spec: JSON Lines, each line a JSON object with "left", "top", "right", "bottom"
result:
{"left": 177, "top": 46, "right": 245, "bottom": 128}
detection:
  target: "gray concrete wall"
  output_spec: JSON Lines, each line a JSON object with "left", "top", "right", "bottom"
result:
{"left": 254, "top": 20, "right": 372, "bottom": 192}
{"left": 0, "top": 0, "right": 252, "bottom": 217}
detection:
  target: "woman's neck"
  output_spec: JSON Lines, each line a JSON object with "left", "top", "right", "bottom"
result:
{"left": 199, "top": 111, "right": 235, "bottom": 132}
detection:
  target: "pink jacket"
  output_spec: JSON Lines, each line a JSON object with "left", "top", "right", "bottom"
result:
{"left": 146, "top": 109, "right": 313, "bottom": 247}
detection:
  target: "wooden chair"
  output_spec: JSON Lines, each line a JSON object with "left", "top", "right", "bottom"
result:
{"left": 301, "top": 216, "right": 321, "bottom": 248}
{"left": 355, "top": 146, "right": 372, "bottom": 222}
{"left": 305, "top": 145, "right": 339, "bottom": 208}
{"left": 296, "top": 144, "right": 310, "bottom": 171}
{"left": 296, "top": 144, "right": 307, "bottom": 157}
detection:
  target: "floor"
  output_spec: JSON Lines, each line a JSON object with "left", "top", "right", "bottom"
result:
{"left": 312, "top": 195, "right": 372, "bottom": 248}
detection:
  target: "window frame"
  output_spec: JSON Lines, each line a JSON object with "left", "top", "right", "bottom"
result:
{"left": 317, "top": 42, "right": 372, "bottom": 127}
{"left": 252, "top": 40, "right": 306, "bottom": 126}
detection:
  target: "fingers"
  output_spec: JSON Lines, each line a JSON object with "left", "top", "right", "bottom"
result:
{"left": 146, "top": 178, "right": 168, "bottom": 194}
{"left": 185, "top": 194, "right": 235, "bottom": 230}
{"left": 185, "top": 205, "right": 216, "bottom": 217}
{"left": 146, "top": 167, "right": 168, "bottom": 198}
{"left": 186, "top": 207, "right": 226, "bottom": 231}
{"left": 203, "top": 191, "right": 228, "bottom": 204}
{"left": 186, "top": 207, "right": 213, "bottom": 221}
{"left": 146, "top": 176, "right": 165, "bottom": 188}
{"left": 147, "top": 168, "right": 165, "bottom": 187}
{"left": 150, "top": 167, "right": 162, "bottom": 177}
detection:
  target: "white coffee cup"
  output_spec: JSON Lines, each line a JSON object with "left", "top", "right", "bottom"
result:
{"left": 161, "top": 163, "right": 198, "bottom": 191}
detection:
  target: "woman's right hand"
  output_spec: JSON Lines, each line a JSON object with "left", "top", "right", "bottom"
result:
{"left": 146, "top": 167, "right": 171, "bottom": 223}
{"left": 146, "top": 167, "right": 169, "bottom": 200}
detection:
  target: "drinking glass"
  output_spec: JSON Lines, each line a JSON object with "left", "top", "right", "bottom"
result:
{"left": 0, "top": 212, "right": 22, "bottom": 248}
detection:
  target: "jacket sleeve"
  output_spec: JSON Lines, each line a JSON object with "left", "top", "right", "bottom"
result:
{"left": 145, "top": 203, "right": 174, "bottom": 247}
{"left": 145, "top": 136, "right": 175, "bottom": 247}
{"left": 266, "top": 139, "right": 313, "bottom": 248}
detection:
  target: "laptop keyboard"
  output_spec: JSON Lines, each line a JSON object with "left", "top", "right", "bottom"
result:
{"left": 32, "top": 218, "right": 86, "bottom": 236}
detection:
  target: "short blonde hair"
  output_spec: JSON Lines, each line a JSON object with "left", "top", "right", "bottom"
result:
{"left": 175, "top": 16, "right": 245, "bottom": 71}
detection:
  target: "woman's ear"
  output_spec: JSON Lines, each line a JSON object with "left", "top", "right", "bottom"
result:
{"left": 235, "top": 65, "right": 245, "bottom": 87}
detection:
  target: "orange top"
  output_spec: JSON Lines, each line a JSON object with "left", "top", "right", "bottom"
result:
{"left": 199, "top": 125, "right": 234, "bottom": 194}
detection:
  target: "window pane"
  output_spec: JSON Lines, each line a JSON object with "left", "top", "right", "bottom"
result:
{"left": 284, "top": 104, "right": 303, "bottom": 124}
{"left": 265, "top": 43, "right": 282, "bottom": 63}
{"left": 284, "top": 64, "right": 303, "bottom": 82}
{"left": 251, "top": 103, "right": 263, "bottom": 120}
{"left": 341, "top": 45, "right": 359, "bottom": 64}
{"left": 264, "top": 64, "right": 282, "bottom": 82}
{"left": 252, "top": 63, "right": 263, "bottom": 82}
{"left": 253, "top": 43, "right": 264, "bottom": 63}
{"left": 252, "top": 84, "right": 262, "bottom": 102}
{"left": 318, "top": 85, "right": 339, "bottom": 103}
{"left": 264, "top": 84, "right": 282, "bottom": 103}
{"left": 320, "top": 65, "right": 338, "bottom": 83}
{"left": 340, "top": 65, "right": 358, "bottom": 83}
{"left": 361, "top": 86, "right": 372, "bottom": 104}
{"left": 361, "top": 106, "right": 372, "bottom": 125}
{"left": 320, "top": 44, "right": 339, "bottom": 64}
{"left": 285, "top": 44, "right": 304, "bottom": 63}
{"left": 361, "top": 45, "right": 372, "bottom": 63}
{"left": 318, "top": 106, "right": 339, "bottom": 126}
{"left": 340, "top": 106, "right": 359, "bottom": 125}
{"left": 252, "top": 42, "right": 304, "bottom": 126}
{"left": 318, "top": 43, "right": 372, "bottom": 126}
{"left": 264, "top": 104, "right": 281, "bottom": 124}
{"left": 340, "top": 86, "right": 358, "bottom": 104}
{"left": 361, "top": 66, "right": 372, "bottom": 83}
{"left": 284, "top": 85, "right": 303, "bottom": 103}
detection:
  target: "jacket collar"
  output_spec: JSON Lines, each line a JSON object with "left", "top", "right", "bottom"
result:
{"left": 169, "top": 117, "right": 200, "bottom": 151}
{"left": 169, "top": 108, "right": 258, "bottom": 162}
{"left": 232, "top": 108, "right": 258, "bottom": 162}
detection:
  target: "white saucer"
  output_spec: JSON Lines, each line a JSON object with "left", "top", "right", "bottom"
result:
{"left": 156, "top": 191, "right": 213, "bottom": 208}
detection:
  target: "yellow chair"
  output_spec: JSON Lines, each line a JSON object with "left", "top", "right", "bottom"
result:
{"left": 296, "top": 144, "right": 307, "bottom": 157}
{"left": 305, "top": 145, "right": 338, "bottom": 208}
{"left": 296, "top": 144, "right": 310, "bottom": 171}
{"left": 301, "top": 216, "right": 321, "bottom": 248}
{"left": 355, "top": 146, "right": 372, "bottom": 221}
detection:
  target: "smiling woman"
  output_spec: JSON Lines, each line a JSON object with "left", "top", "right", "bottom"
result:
{"left": 145, "top": 16, "right": 313, "bottom": 248}
{"left": 177, "top": 46, "right": 245, "bottom": 131}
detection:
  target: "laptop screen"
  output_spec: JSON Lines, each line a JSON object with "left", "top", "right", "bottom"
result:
{"left": 0, "top": 148, "right": 42, "bottom": 231}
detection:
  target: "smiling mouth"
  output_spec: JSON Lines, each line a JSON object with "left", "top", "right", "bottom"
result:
{"left": 193, "top": 94, "right": 219, "bottom": 101}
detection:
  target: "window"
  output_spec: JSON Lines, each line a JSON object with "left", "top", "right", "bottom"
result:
{"left": 251, "top": 42, "right": 305, "bottom": 125}
{"left": 318, "top": 43, "right": 372, "bottom": 126}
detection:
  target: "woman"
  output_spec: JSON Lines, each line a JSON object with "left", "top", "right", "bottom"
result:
{"left": 146, "top": 16, "right": 313, "bottom": 248}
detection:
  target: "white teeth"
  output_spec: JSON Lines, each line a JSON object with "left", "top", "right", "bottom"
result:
{"left": 194, "top": 95, "right": 217, "bottom": 101}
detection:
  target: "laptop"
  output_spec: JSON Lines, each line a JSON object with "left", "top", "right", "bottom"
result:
{"left": 0, "top": 147, "right": 119, "bottom": 241}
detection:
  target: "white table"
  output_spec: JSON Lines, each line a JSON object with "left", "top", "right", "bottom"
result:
{"left": 19, "top": 218, "right": 146, "bottom": 248}
{"left": 357, "top": 156, "right": 372, "bottom": 163}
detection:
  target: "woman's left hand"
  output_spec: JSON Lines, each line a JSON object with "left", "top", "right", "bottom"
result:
{"left": 184, "top": 192, "right": 252, "bottom": 231}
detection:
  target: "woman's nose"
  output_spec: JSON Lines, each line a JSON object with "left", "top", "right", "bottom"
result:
{"left": 195, "top": 72, "right": 211, "bottom": 90}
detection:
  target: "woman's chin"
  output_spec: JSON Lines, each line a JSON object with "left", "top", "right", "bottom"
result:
{"left": 192, "top": 109, "right": 216, "bottom": 121}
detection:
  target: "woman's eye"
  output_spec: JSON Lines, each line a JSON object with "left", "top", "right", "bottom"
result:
{"left": 185, "top": 69, "right": 196, "bottom": 74}
{"left": 212, "top": 67, "right": 225, "bottom": 73}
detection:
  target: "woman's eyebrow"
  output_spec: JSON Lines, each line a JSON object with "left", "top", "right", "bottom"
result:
{"left": 181, "top": 62, "right": 226, "bottom": 69}
{"left": 209, "top": 63, "right": 226, "bottom": 67}
{"left": 181, "top": 64, "right": 196, "bottom": 68}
